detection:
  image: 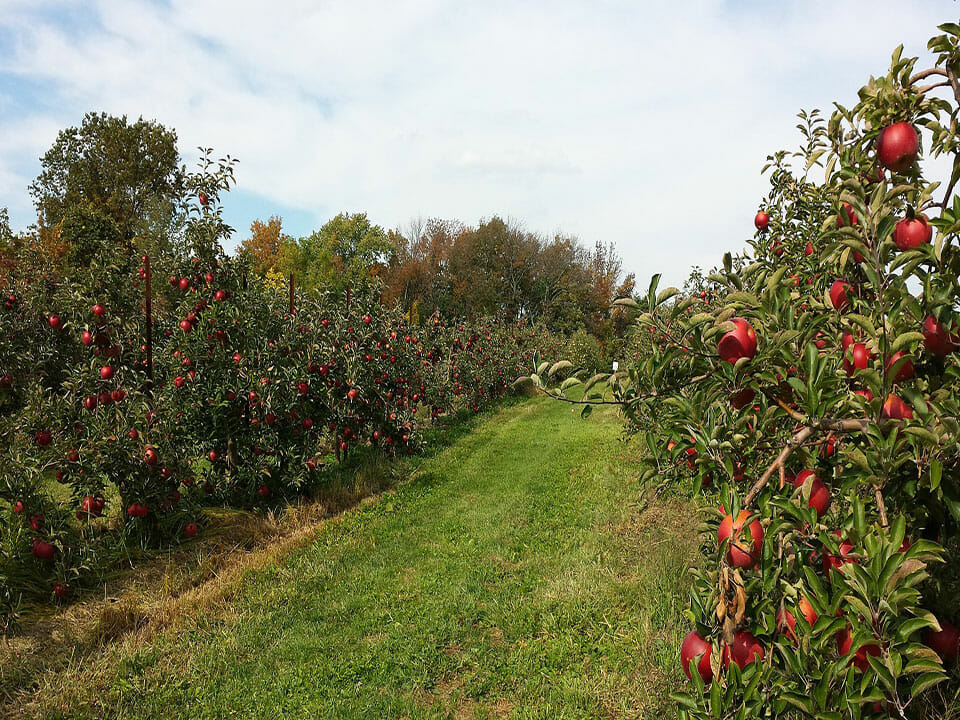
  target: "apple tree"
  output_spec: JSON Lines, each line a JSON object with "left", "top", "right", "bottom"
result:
{"left": 523, "top": 23, "right": 960, "bottom": 718}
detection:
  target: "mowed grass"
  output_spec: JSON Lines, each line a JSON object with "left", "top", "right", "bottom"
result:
{"left": 22, "top": 396, "right": 699, "bottom": 719}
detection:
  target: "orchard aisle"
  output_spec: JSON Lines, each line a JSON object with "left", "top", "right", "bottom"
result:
{"left": 21, "top": 397, "right": 698, "bottom": 720}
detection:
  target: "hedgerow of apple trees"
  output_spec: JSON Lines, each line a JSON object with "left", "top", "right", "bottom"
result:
{"left": 522, "top": 23, "right": 960, "bottom": 719}
{"left": 0, "top": 154, "right": 564, "bottom": 627}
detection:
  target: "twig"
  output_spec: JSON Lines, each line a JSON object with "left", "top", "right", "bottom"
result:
{"left": 873, "top": 483, "right": 889, "bottom": 527}
{"left": 744, "top": 417, "right": 872, "bottom": 507}
{"left": 908, "top": 67, "right": 948, "bottom": 84}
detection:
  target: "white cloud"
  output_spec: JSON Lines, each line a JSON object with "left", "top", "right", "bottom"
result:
{"left": 0, "top": 0, "right": 955, "bottom": 287}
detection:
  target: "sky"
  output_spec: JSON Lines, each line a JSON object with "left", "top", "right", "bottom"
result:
{"left": 0, "top": 0, "right": 956, "bottom": 289}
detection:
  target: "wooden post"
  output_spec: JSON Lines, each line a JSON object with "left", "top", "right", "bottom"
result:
{"left": 289, "top": 273, "right": 295, "bottom": 315}
{"left": 144, "top": 256, "right": 154, "bottom": 389}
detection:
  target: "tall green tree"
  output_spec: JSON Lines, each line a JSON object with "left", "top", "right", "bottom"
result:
{"left": 29, "top": 112, "right": 185, "bottom": 257}
{"left": 285, "top": 212, "right": 395, "bottom": 296}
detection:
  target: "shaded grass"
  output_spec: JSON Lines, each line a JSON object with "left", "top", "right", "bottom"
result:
{"left": 7, "top": 396, "right": 699, "bottom": 719}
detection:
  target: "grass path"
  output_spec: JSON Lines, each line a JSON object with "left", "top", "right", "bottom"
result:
{"left": 24, "top": 397, "right": 699, "bottom": 719}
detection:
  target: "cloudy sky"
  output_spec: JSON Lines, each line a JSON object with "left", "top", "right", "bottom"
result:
{"left": 0, "top": 1, "right": 956, "bottom": 287}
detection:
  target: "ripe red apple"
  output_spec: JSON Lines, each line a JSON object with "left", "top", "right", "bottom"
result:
{"left": 718, "top": 509, "right": 763, "bottom": 568}
{"left": 184, "top": 523, "right": 198, "bottom": 538}
{"left": 923, "top": 315, "right": 959, "bottom": 356}
{"left": 830, "top": 280, "right": 852, "bottom": 311}
{"left": 208, "top": 450, "right": 219, "bottom": 462}
{"left": 777, "top": 596, "right": 819, "bottom": 643}
{"left": 214, "top": 290, "right": 226, "bottom": 301}
{"left": 179, "top": 319, "right": 193, "bottom": 333}
{"left": 48, "top": 314, "right": 64, "bottom": 330}
{"left": 925, "top": 620, "right": 960, "bottom": 664}
{"left": 680, "top": 631, "right": 713, "bottom": 682}
{"left": 348, "top": 388, "right": 359, "bottom": 400}
{"left": 92, "top": 303, "right": 105, "bottom": 317}
{"left": 81, "top": 330, "right": 93, "bottom": 346}
{"left": 882, "top": 394, "right": 913, "bottom": 420}
{"left": 100, "top": 365, "right": 115, "bottom": 380}
{"left": 13, "top": 500, "right": 24, "bottom": 514}
{"left": 730, "top": 387, "right": 755, "bottom": 410}
{"left": 32, "top": 539, "right": 56, "bottom": 560}
{"left": 804, "top": 241, "right": 813, "bottom": 256}
{"left": 179, "top": 277, "right": 190, "bottom": 291}
{"left": 53, "top": 581, "right": 67, "bottom": 599}
{"left": 754, "top": 211, "right": 770, "bottom": 231}
{"left": 35, "top": 430, "right": 52, "bottom": 446}
{"left": 843, "top": 342, "right": 870, "bottom": 376}
{"left": 885, "top": 351, "right": 915, "bottom": 383}
{"left": 198, "top": 190, "right": 209, "bottom": 205}
{"left": 792, "top": 469, "right": 830, "bottom": 518}
{"left": 837, "top": 627, "right": 882, "bottom": 671}
{"left": 894, "top": 215, "right": 932, "bottom": 250}
{"left": 877, "top": 121, "right": 919, "bottom": 173}
{"left": 837, "top": 203, "right": 858, "bottom": 227}
{"left": 823, "top": 533, "right": 857, "bottom": 576}
{"left": 144, "top": 446, "right": 159, "bottom": 465}
{"left": 718, "top": 318, "right": 757, "bottom": 364}
{"left": 722, "top": 631, "right": 765, "bottom": 670}
{"left": 257, "top": 485, "right": 270, "bottom": 499}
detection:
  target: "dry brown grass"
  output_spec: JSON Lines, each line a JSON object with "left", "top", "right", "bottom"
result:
{"left": 0, "top": 462, "right": 401, "bottom": 718}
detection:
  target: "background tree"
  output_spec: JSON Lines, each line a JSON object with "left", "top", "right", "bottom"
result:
{"left": 236, "top": 216, "right": 291, "bottom": 276}
{"left": 29, "top": 112, "right": 185, "bottom": 258}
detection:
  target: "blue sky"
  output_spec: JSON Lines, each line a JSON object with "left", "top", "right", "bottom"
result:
{"left": 0, "top": 1, "right": 956, "bottom": 288}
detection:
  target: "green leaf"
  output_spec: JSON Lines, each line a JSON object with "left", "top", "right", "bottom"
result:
{"left": 548, "top": 360, "right": 574, "bottom": 378}
{"left": 655, "top": 287, "right": 679, "bottom": 306}
{"left": 912, "top": 671, "right": 947, "bottom": 696}
{"left": 891, "top": 332, "right": 925, "bottom": 353}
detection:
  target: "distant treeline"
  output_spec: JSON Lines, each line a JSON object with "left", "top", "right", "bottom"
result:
{"left": 0, "top": 112, "right": 636, "bottom": 362}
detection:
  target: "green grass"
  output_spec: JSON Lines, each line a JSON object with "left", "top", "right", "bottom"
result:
{"left": 28, "top": 396, "right": 699, "bottom": 719}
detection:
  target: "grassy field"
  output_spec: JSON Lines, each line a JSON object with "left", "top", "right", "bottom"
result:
{"left": 10, "top": 396, "right": 700, "bottom": 719}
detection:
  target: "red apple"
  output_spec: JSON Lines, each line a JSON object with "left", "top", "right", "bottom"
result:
{"left": 923, "top": 315, "right": 959, "bottom": 356}
{"left": 894, "top": 215, "right": 932, "bottom": 250}
{"left": 877, "top": 121, "right": 919, "bottom": 173}
{"left": 777, "top": 596, "right": 819, "bottom": 643}
{"left": 718, "top": 509, "right": 764, "bottom": 568}
{"left": 837, "top": 627, "right": 882, "bottom": 671}
{"left": 32, "top": 540, "right": 56, "bottom": 560}
{"left": 830, "top": 280, "right": 852, "bottom": 311}
{"left": 882, "top": 394, "right": 913, "bottom": 420}
{"left": 184, "top": 523, "right": 198, "bottom": 537}
{"left": 843, "top": 342, "right": 870, "bottom": 376}
{"left": 723, "top": 631, "right": 765, "bottom": 670}
{"left": 718, "top": 318, "right": 757, "bottom": 364}
{"left": 754, "top": 211, "right": 770, "bottom": 231}
{"left": 100, "top": 365, "right": 115, "bottom": 380}
{"left": 837, "top": 203, "right": 858, "bottom": 227}
{"left": 680, "top": 631, "right": 713, "bottom": 682}
{"left": 730, "top": 387, "right": 755, "bottom": 410}
{"left": 81, "top": 330, "right": 93, "bottom": 346}
{"left": 885, "top": 351, "right": 915, "bottom": 383}
{"left": 792, "top": 469, "right": 830, "bottom": 518}
{"left": 925, "top": 620, "right": 960, "bottom": 664}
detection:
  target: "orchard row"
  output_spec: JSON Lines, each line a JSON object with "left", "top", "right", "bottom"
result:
{"left": 0, "top": 241, "right": 563, "bottom": 621}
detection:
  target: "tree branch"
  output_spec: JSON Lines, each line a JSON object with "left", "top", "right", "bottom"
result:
{"left": 908, "top": 67, "right": 948, "bottom": 84}
{"left": 873, "top": 483, "right": 889, "bottom": 527}
{"left": 744, "top": 416, "right": 872, "bottom": 507}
